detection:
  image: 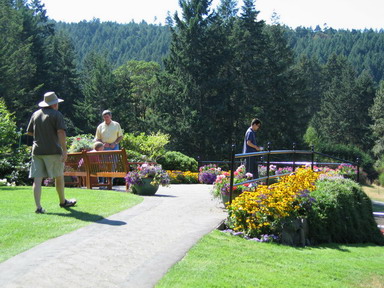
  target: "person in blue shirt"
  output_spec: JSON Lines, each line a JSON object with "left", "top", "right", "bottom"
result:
{"left": 243, "top": 118, "right": 263, "bottom": 178}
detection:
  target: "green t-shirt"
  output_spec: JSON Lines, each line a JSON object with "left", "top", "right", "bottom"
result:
{"left": 27, "top": 108, "right": 66, "bottom": 155}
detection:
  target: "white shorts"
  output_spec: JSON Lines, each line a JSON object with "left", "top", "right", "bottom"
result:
{"left": 29, "top": 155, "right": 64, "bottom": 178}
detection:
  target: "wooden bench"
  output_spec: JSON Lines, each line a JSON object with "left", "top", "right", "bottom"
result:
{"left": 64, "top": 149, "right": 130, "bottom": 191}
{"left": 64, "top": 151, "right": 88, "bottom": 187}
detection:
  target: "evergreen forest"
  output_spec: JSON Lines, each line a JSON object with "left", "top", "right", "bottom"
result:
{"left": 2, "top": 0, "right": 384, "bottom": 179}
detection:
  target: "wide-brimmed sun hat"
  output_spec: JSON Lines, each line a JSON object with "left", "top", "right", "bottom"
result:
{"left": 102, "top": 109, "right": 112, "bottom": 116}
{"left": 38, "top": 92, "right": 64, "bottom": 107}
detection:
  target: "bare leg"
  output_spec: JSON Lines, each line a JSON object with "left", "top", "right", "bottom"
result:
{"left": 55, "top": 175, "right": 66, "bottom": 204}
{"left": 33, "top": 177, "right": 43, "bottom": 209}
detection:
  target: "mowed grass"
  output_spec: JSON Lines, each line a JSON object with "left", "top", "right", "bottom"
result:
{"left": 363, "top": 184, "right": 384, "bottom": 203}
{"left": 0, "top": 186, "right": 142, "bottom": 263}
{"left": 156, "top": 230, "right": 384, "bottom": 288}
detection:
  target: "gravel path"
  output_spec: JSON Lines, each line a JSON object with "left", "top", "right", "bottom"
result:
{"left": 0, "top": 184, "right": 226, "bottom": 288}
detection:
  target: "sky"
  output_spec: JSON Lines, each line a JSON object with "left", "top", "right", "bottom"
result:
{"left": 40, "top": 0, "right": 384, "bottom": 30}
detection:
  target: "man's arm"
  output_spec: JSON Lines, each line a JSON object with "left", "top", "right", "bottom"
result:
{"left": 246, "top": 140, "right": 262, "bottom": 151}
{"left": 57, "top": 129, "right": 67, "bottom": 162}
{"left": 114, "top": 136, "right": 123, "bottom": 145}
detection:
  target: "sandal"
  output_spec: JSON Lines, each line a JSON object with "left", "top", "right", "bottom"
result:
{"left": 59, "top": 199, "right": 77, "bottom": 208}
{"left": 35, "top": 207, "right": 46, "bottom": 214}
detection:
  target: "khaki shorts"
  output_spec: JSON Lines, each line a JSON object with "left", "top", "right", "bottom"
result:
{"left": 29, "top": 155, "right": 64, "bottom": 178}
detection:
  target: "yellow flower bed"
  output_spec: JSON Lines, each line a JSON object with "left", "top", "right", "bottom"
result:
{"left": 227, "top": 168, "right": 320, "bottom": 237}
{"left": 167, "top": 170, "right": 199, "bottom": 184}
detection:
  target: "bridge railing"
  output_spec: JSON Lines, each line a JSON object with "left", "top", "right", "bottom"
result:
{"left": 227, "top": 143, "right": 359, "bottom": 204}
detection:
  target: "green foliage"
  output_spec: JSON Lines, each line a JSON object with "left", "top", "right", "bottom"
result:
{"left": 113, "top": 60, "right": 161, "bottom": 133}
{"left": 120, "top": 132, "right": 170, "bottom": 161}
{"left": 67, "top": 134, "right": 94, "bottom": 152}
{"left": 287, "top": 27, "right": 384, "bottom": 84}
{"left": 369, "top": 81, "right": 384, "bottom": 158}
{"left": 308, "top": 178, "right": 384, "bottom": 245}
{"left": 0, "top": 98, "right": 19, "bottom": 154}
{"left": 303, "top": 125, "right": 321, "bottom": 147}
{"left": 0, "top": 145, "right": 32, "bottom": 185}
{"left": 312, "top": 55, "right": 375, "bottom": 151}
{"left": 55, "top": 19, "right": 170, "bottom": 68}
{"left": 378, "top": 173, "right": 384, "bottom": 187}
{"left": 157, "top": 151, "right": 198, "bottom": 172}
{"left": 74, "top": 52, "right": 117, "bottom": 133}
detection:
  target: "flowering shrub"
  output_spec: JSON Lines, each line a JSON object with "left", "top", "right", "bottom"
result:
{"left": 259, "top": 165, "right": 293, "bottom": 177}
{"left": 211, "top": 165, "right": 253, "bottom": 199}
{"left": 336, "top": 163, "right": 357, "bottom": 179}
{"left": 68, "top": 134, "right": 94, "bottom": 152}
{"left": 198, "top": 164, "right": 221, "bottom": 184}
{"left": 167, "top": 170, "right": 199, "bottom": 184}
{"left": 125, "top": 163, "right": 170, "bottom": 187}
{"left": 275, "top": 166, "right": 294, "bottom": 175}
{"left": 226, "top": 168, "right": 320, "bottom": 238}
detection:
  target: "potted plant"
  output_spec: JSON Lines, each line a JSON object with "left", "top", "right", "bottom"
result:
{"left": 212, "top": 165, "right": 254, "bottom": 206}
{"left": 125, "top": 163, "right": 170, "bottom": 195}
{"left": 198, "top": 164, "right": 222, "bottom": 184}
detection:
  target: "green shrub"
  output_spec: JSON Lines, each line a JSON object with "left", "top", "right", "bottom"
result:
{"left": 120, "top": 132, "right": 169, "bottom": 161}
{"left": 308, "top": 177, "right": 384, "bottom": 245}
{"left": 0, "top": 98, "right": 19, "bottom": 154}
{"left": 157, "top": 151, "right": 198, "bottom": 172}
{"left": 126, "top": 149, "right": 147, "bottom": 162}
{"left": 379, "top": 173, "right": 384, "bottom": 186}
{"left": 0, "top": 145, "right": 32, "bottom": 185}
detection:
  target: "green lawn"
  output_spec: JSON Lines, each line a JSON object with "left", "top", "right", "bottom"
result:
{"left": 0, "top": 186, "right": 142, "bottom": 263}
{"left": 156, "top": 230, "right": 384, "bottom": 288}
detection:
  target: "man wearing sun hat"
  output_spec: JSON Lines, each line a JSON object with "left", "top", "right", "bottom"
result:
{"left": 27, "top": 91, "right": 77, "bottom": 213}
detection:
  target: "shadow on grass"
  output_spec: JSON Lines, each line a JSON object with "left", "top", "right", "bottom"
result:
{"left": 47, "top": 208, "right": 126, "bottom": 226}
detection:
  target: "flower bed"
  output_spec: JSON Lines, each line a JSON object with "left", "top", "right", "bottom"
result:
{"left": 167, "top": 170, "right": 199, "bottom": 184}
{"left": 226, "top": 168, "right": 319, "bottom": 239}
{"left": 198, "top": 164, "right": 221, "bottom": 184}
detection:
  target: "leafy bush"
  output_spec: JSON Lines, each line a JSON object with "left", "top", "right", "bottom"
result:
{"left": 120, "top": 132, "right": 170, "bottom": 161}
{"left": 157, "top": 151, "right": 198, "bottom": 172}
{"left": 0, "top": 145, "right": 32, "bottom": 185}
{"left": 126, "top": 149, "right": 147, "bottom": 162}
{"left": 379, "top": 173, "right": 384, "bottom": 186}
{"left": 308, "top": 178, "right": 384, "bottom": 245}
{"left": 0, "top": 98, "right": 19, "bottom": 154}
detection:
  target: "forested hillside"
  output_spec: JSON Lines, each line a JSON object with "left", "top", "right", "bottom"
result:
{"left": 2, "top": 0, "right": 384, "bottom": 177}
{"left": 286, "top": 27, "right": 384, "bottom": 84}
{"left": 56, "top": 20, "right": 384, "bottom": 83}
{"left": 55, "top": 19, "right": 171, "bottom": 68}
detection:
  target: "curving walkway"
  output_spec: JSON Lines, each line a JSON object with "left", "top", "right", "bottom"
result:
{"left": 0, "top": 184, "right": 226, "bottom": 288}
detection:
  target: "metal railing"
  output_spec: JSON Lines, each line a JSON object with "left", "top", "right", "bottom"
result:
{"left": 228, "top": 142, "right": 360, "bottom": 204}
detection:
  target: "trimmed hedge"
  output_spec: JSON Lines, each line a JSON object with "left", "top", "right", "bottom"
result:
{"left": 157, "top": 151, "right": 198, "bottom": 172}
{"left": 308, "top": 178, "right": 384, "bottom": 245}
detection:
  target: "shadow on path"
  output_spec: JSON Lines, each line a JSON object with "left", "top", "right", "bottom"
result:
{"left": 47, "top": 208, "right": 126, "bottom": 226}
